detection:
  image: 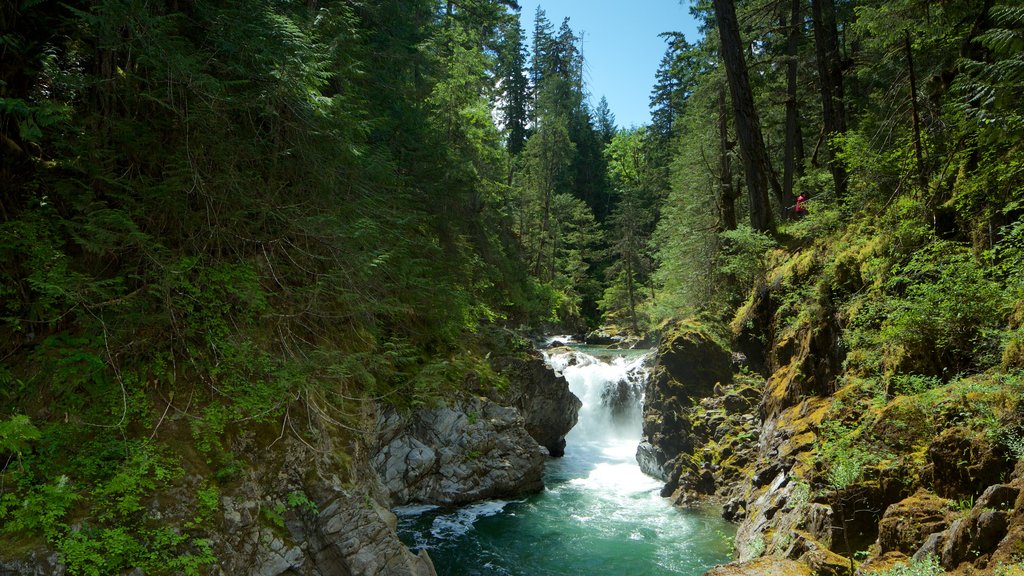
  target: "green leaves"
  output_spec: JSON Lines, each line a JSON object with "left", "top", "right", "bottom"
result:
{"left": 0, "top": 414, "right": 41, "bottom": 464}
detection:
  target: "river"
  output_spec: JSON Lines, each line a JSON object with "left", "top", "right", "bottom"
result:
{"left": 394, "top": 343, "right": 735, "bottom": 575}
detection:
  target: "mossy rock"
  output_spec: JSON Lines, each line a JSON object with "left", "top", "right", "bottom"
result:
{"left": 704, "top": 556, "right": 813, "bottom": 576}
{"left": 875, "top": 490, "right": 953, "bottom": 556}
{"left": 653, "top": 320, "right": 732, "bottom": 401}
{"left": 868, "top": 395, "right": 934, "bottom": 452}
{"left": 926, "top": 426, "right": 1013, "bottom": 499}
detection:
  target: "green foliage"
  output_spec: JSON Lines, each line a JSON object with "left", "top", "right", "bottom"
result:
{"left": 880, "top": 242, "right": 1009, "bottom": 377}
{"left": 0, "top": 414, "right": 41, "bottom": 464}
{"left": 718, "top": 226, "right": 778, "bottom": 295}
{"left": 286, "top": 490, "right": 318, "bottom": 515}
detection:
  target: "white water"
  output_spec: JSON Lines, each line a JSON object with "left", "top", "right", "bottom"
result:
{"left": 395, "top": 345, "right": 733, "bottom": 575}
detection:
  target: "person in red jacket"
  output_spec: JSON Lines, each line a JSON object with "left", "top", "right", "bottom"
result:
{"left": 794, "top": 194, "right": 808, "bottom": 218}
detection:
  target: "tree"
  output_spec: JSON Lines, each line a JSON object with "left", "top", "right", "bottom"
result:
{"left": 713, "top": 0, "right": 775, "bottom": 232}
{"left": 811, "top": 0, "right": 849, "bottom": 199}
{"left": 495, "top": 15, "right": 531, "bottom": 157}
{"left": 783, "top": 0, "right": 806, "bottom": 206}
{"left": 595, "top": 96, "right": 617, "bottom": 144}
{"left": 603, "top": 128, "right": 659, "bottom": 332}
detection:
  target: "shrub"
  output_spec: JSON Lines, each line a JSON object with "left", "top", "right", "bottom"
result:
{"left": 881, "top": 242, "right": 1009, "bottom": 378}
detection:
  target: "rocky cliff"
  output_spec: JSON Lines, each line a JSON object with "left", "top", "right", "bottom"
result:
{"left": 644, "top": 246, "right": 1024, "bottom": 576}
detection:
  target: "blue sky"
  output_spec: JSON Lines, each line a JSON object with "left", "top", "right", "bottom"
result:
{"left": 516, "top": 1, "right": 703, "bottom": 128}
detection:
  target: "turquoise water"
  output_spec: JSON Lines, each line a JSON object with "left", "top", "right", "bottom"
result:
{"left": 395, "top": 348, "right": 735, "bottom": 575}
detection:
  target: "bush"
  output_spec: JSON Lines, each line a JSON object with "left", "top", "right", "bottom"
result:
{"left": 881, "top": 242, "right": 1009, "bottom": 377}
{"left": 718, "top": 225, "right": 777, "bottom": 303}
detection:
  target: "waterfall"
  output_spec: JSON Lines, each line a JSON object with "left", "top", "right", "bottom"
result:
{"left": 395, "top": 342, "right": 735, "bottom": 575}
{"left": 545, "top": 346, "right": 650, "bottom": 442}
{"left": 543, "top": 346, "right": 661, "bottom": 498}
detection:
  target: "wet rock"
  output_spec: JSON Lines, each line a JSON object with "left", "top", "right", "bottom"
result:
{"left": 493, "top": 352, "right": 581, "bottom": 457}
{"left": 373, "top": 397, "right": 545, "bottom": 506}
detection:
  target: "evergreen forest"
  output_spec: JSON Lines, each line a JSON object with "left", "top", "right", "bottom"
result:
{"left": 2, "top": 0, "right": 1024, "bottom": 574}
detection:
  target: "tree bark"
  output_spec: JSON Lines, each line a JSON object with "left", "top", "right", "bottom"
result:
{"left": 905, "top": 30, "right": 927, "bottom": 192}
{"left": 718, "top": 87, "right": 738, "bottom": 232}
{"left": 713, "top": 0, "right": 774, "bottom": 232}
{"left": 783, "top": 0, "right": 804, "bottom": 209}
{"left": 811, "top": 0, "right": 848, "bottom": 200}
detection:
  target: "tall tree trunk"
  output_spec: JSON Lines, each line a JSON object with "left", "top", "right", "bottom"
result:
{"left": 811, "top": 0, "right": 848, "bottom": 200}
{"left": 718, "top": 87, "right": 738, "bottom": 232}
{"left": 905, "top": 30, "right": 927, "bottom": 192}
{"left": 713, "top": 0, "right": 774, "bottom": 232}
{"left": 783, "top": 0, "right": 804, "bottom": 209}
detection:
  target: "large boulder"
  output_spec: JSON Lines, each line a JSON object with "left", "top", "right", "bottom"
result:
{"left": 373, "top": 397, "right": 546, "bottom": 506}
{"left": 639, "top": 322, "right": 731, "bottom": 479}
{"left": 875, "top": 491, "right": 953, "bottom": 556}
{"left": 925, "top": 426, "right": 1012, "bottom": 499}
{"left": 492, "top": 353, "right": 581, "bottom": 457}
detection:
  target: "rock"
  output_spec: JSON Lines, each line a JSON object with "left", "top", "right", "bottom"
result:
{"left": 311, "top": 493, "right": 436, "bottom": 576}
{"left": 704, "top": 557, "right": 813, "bottom": 576}
{"left": 869, "top": 396, "right": 934, "bottom": 452}
{"left": 373, "top": 397, "right": 546, "bottom": 506}
{"left": 0, "top": 552, "right": 66, "bottom": 576}
{"left": 875, "top": 491, "right": 953, "bottom": 556}
{"left": 783, "top": 531, "right": 850, "bottom": 576}
{"left": 654, "top": 323, "right": 732, "bottom": 401}
{"left": 583, "top": 330, "right": 620, "bottom": 345}
{"left": 975, "top": 484, "right": 1019, "bottom": 511}
{"left": 987, "top": 461, "right": 1024, "bottom": 568}
{"left": 639, "top": 322, "right": 730, "bottom": 480}
{"left": 927, "top": 426, "right": 1012, "bottom": 499}
{"left": 911, "top": 531, "right": 945, "bottom": 563}
{"left": 723, "top": 497, "right": 747, "bottom": 522}
{"left": 855, "top": 551, "right": 910, "bottom": 575}
{"left": 937, "top": 510, "right": 1010, "bottom": 570}
{"left": 801, "top": 504, "right": 835, "bottom": 546}
{"left": 723, "top": 393, "right": 753, "bottom": 414}
{"left": 493, "top": 353, "right": 581, "bottom": 457}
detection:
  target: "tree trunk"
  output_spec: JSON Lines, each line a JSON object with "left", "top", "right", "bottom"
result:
{"left": 811, "top": 0, "right": 848, "bottom": 200}
{"left": 783, "top": 0, "right": 804, "bottom": 209}
{"left": 905, "top": 30, "right": 927, "bottom": 192}
{"left": 713, "top": 0, "right": 774, "bottom": 232}
{"left": 718, "top": 87, "right": 738, "bottom": 232}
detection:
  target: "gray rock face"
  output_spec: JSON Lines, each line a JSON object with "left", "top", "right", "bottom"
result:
{"left": 310, "top": 495, "right": 435, "bottom": 576}
{"left": 0, "top": 553, "right": 65, "bottom": 576}
{"left": 493, "top": 353, "right": 581, "bottom": 457}
{"left": 373, "top": 397, "right": 546, "bottom": 506}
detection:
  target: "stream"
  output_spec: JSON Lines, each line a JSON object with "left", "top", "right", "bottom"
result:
{"left": 395, "top": 343, "right": 735, "bottom": 575}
